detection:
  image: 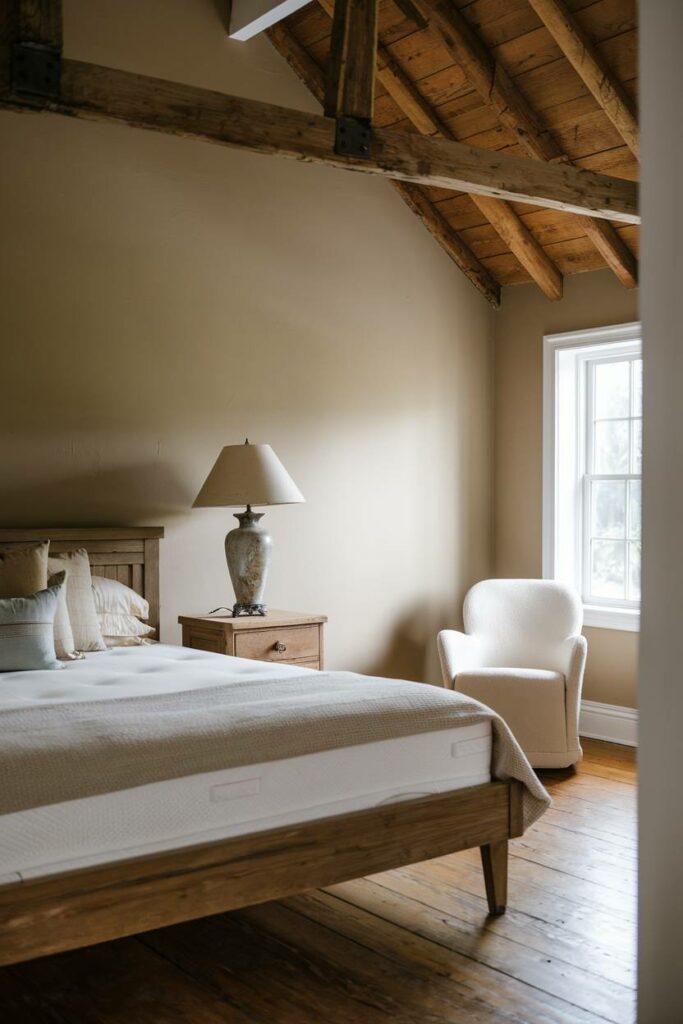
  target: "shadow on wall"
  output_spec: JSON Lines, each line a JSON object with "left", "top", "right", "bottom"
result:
{"left": 0, "top": 462, "right": 191, "bottom": 527}
{"left": 364, "top": 603, "right": 464, "bottom": 686}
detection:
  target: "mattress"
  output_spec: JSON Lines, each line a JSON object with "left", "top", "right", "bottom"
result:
{"left": 0, "top": 645, "right": 492, "bottom": 881}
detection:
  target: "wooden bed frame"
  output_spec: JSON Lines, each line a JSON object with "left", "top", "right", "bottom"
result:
{"left": 0, "top": 527, "right": 163, "bottom": 637}
{"left": 0, "top": 527, "right": 523, "bottom": 967}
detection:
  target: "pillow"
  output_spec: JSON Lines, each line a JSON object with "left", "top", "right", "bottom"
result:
{"left": 48, "top": 549, "right": 106, "bottom": 653}
{"left": 48, "top": 570, "right": 83, "bottom": 661}
{"left": 101, "top": 635, "right": 156, "bottom": 648}
{"left": 0, "top": 575, "right": 65, "bottom": 671}
{"left": 0, "top": 541, "right": 48, "bottom": 598}
{"left": 98, "top": 611, "right": 155, "bottom": 648}
{"left": 92, "top": 576, "right": 150, "bottom": 619}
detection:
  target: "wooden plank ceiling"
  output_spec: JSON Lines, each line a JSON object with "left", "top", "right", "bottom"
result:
{"left": 272, "top": 0, "right": 638, "bottom": 300}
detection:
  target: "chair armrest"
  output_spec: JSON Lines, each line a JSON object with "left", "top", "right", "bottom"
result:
{"left": 437, "top": 630, "right": 485, "bottom": 688}
{"left": 564, "top": 634, "right": 588, "bottom": 753}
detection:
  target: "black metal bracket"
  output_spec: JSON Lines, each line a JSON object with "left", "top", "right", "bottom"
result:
{"left": 232, "top": 603, "right": 267, "bottom": 617}
{"left": 11, "top": 41, "right": 61, "bottom": 99}
{"left": 334, "top": 116, "right": 372, "bottom": 159}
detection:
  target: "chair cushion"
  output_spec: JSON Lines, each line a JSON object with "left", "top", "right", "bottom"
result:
{"left": 463, "top": 579, "right": 582, "bottom": 674}
{"left": 454, "top": 668, "right": 568, "bottom": 756}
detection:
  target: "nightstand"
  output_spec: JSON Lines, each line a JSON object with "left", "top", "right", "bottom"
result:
{"left": 178, "top": 610, "right": 327, "bottom": 670}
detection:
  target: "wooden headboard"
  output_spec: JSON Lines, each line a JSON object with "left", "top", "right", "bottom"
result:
{"left": 0, "top": 527, "right": 164, "bottom": 637}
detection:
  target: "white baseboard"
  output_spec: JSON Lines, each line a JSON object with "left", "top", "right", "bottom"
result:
{"left": 580, "top": 699, "right": 638, "bottom": 747}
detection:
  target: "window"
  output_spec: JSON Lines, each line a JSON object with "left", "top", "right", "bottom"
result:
{"left": 543, "top": 323, "right": 642, "bottom": 631}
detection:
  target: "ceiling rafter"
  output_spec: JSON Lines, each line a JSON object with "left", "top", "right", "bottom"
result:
{"left": 324, "top": 0, "right": 377, "bottom": 121}
{"left": 316, "top": 0, "right": 562, "bottom": 300}
{"left": 1, "top": 56, "right": 637, "bottom": 218}
{"left": 411, "top": 0, "right": 638, "bottom": 290}
{"left": 2, "top": 0, "right": 639, "bottom": 306}
{"left": 527, "top": 0, "right": 639, "bottom": 160}
{"left": 266, "top": 20, "right": 501, "bottom": 306}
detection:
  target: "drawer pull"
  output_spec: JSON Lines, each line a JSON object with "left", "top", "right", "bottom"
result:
{"left": 273, "top": 641, "right": 287, "bottom": 653}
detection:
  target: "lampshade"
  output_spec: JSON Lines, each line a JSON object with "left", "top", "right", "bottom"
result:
{"left": 193, "top": 443, "right": 305, "bottom": 508}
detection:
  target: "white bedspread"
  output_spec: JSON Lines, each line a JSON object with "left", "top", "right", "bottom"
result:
{"left": 0, "top": 643, "right": 316, "bottom": 707}
{"left": 0, "top": 644, "right": 550, "bottom": 832}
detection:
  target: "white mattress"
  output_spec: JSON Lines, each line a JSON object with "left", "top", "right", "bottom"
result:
{"left": 0, "top": 645, "right": 492, "bottom": 881}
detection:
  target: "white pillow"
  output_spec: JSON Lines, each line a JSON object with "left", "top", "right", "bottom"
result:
{"left": 48, "top": 569, "right": 84, "bottom": 661}
{"left": 98, "top": 612, "right": 155, "bottom": 646}
{"left": 92, "top": 576, "right": 149, "bottom": 619}
{"left": 48, "top": 550, "right": 106, "bottom": 653}
{"left": 102, "top": 635, "right": 156, "bottom": 647}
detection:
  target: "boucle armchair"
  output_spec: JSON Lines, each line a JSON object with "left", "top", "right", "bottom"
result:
{"left": 438, "top": 580, "right": 587, "bottom": 769}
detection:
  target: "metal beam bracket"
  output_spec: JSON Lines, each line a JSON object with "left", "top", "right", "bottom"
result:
{"left": 334, "top": 116, "right": 372, "bottom": 159}
{"left": 11, "top": 42, "right": 61, "bottom": 99}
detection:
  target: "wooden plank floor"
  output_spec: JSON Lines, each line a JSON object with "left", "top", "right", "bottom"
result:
{"left": 1, "top": 739, "right": 636, "bottom": 1023}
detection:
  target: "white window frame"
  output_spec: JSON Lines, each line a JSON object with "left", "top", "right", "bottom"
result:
{"left": 543, "top": 322, "right": 642, "bottom": 632}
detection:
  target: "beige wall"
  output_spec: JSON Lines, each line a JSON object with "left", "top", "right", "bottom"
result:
{"left": 493, "top": 271, "right": 639, "bottom": 707}
{"left": 0, "top": 0, "right": 494, "bottom": 684}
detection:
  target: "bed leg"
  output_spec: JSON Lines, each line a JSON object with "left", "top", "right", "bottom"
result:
{"left": 480, "top": 840, "right": 508, "bottom": 916}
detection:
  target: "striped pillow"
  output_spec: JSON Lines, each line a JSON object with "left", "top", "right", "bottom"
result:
{"left": 48, "top": 549, "right": 106, "bottom": 653}
{"left": 0, "top": 575, "right": 65, "bottom": 672}
{"left": 48, "top": 569, "right": 83, "bottom": 661}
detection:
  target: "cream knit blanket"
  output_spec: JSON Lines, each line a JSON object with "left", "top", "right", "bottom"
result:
{"left": 0, "top": 671, "right": 550, "bottom": 828}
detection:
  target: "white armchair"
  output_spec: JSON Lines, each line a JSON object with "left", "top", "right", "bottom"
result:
{"left": 438, "top": 580, "right": 587, "bottom": 769}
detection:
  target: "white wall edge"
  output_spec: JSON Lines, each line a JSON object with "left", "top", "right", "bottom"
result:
{"left": 583, "top": 605, "right": 640, "bottom": 632}
{"left": 544, "top": 321, "right": 641, "bottom": 349}
{"left": 580, "top": 699, "right": 638, "bottom": 747}
{"left": 229, "top": 0, "right": 311, "bottom": 40}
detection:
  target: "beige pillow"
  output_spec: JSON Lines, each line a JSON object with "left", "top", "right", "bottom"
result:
{"left": 48, "top": 549, "right": 106, "bottom": 652}
{"left": 0, "top": 541, "right": 48, "bottom": 598}
{"left": 48, "top": 569, "right": 84, "bottom": 661}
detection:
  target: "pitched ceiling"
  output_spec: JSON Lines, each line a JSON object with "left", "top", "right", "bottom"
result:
{"left": 270, "top": 0, "right": 639, "bottom": 303}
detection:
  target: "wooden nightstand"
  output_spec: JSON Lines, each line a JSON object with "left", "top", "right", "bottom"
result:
{"left": 178, "top": 610, "right": 327, "bottom": 670}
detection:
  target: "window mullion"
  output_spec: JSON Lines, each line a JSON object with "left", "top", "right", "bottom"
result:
{"left": 582, "top": 360, "right": 594, "bottom": 601}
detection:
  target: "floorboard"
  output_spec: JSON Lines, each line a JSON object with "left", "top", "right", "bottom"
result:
{"left": 1, "top": 740, "right": 637, "bottom": 1023}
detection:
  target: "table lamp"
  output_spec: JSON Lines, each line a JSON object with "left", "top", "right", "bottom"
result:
{"left": 193, "top": 440, "right": 304, "bottom": 617}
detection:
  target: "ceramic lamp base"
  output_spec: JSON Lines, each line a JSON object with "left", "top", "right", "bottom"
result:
{"left": 225, "top": 507, "right": 272, "bottom": 617}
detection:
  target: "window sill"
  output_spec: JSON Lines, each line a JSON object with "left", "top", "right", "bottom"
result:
{"left": 583, "top": 604, "right": 640, "bottom": 633}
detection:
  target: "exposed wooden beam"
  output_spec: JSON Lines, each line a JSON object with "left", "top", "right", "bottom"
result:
{"left": 267, "top": 21, "right": 501, "bottom": 306}
{"left": 375, "top": 43, "right": 443, "bottom": 135}
{"left": 471, "top": 194, "right": 562, "bottom": 300}
{"left": 266, "top": 21, "right": 327, "bottom": 99}
{"left": 16, "top": 0, "right": 62, "bottom": 46}
{"left": 416, "top": 0, "right": 559, "bottom": 162}
{"left": 0, "top": 2, "right": 14, "bottom": 93}
{"left": 318, "top": 0, "right": 561, "bottom": 299}
{"left": 393, "top": 181, "right": 501, "bottom": 304}
{"left": 324, "top": 0, "right": 377, "bottom": 122}
{"left": 1, "top": 0, "right": 61, "bottom": 110}
{"left": 319, "top": 0, "right": 441, "bottom": 135}
{"left": 0, "top": 49, "right": 639, "bottom": 225}
{"left": 580, "top": 216, "right": 639, "bottom": 288}
{"left": 414, "top": 0, "right": 638, "bottom": 288}
{"left": 527, "top": 0, "right": 639, "bottom": 160}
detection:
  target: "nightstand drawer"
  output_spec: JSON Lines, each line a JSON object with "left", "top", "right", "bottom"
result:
{"left": 179, "top": 611, "right": 326, "bottom": 669}
{"left": 235, "top": 625, "right": 319, "bottom": 663}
